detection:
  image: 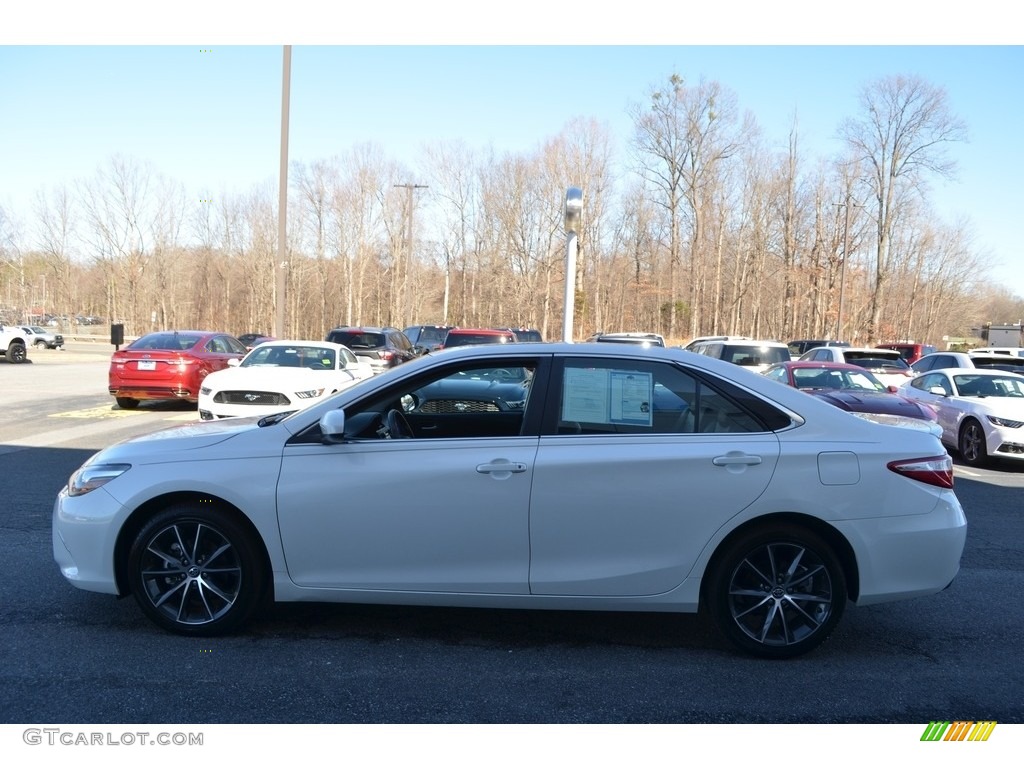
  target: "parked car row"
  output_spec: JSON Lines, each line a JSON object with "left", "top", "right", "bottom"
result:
{"left": 104, "top": 325, "right": 546, "bottom": 416}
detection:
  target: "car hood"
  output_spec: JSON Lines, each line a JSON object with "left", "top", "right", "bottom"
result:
{"left": 813, "top": 390, "right": 927, "bottom": 418}
{"left": 86, "top": 415, "right": 267, "bottom": 465}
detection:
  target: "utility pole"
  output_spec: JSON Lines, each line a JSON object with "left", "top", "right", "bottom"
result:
{"left": 274, "top": 45, "right": 292, "bottom": 339}
{"left": 837, "top": 196, "right": 851, "bottom": 341}
{"left": 394, "top": 183, "right": 427, "bottom": 327}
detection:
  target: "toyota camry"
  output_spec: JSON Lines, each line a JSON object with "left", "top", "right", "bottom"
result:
{"left": 54, "top": 343, "right": 966, "bottom": 658}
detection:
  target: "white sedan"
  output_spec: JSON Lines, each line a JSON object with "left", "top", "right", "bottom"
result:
{"left": 54, "top": 343, "right": 966, "bottom": 658}
{"left": 198, "top": 340, "right": 373, "bottom": 420}
{"left": 896, "top": 367, "right": 1024, "bottom": 467}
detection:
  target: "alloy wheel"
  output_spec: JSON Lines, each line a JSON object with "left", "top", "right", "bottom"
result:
{"left": 136, "top": 520, "right": 243, "bottom": 627}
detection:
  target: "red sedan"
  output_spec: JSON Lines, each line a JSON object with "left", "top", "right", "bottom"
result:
{"left": 108, "top": 330, "right": 247, "bottom": 409}
{"left": 762, "top": 361, "right": 938, "bottom": 422}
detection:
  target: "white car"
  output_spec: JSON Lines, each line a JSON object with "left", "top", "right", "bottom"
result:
{"left": 896, "top": 367, "right": 1024, "bottom": 467}
{"left": 799, "top": 346, "right": 913, "bottom": 388}
{"left": 54, "top": 342, "right": 966, "bottom": 659}
{"left": 911, "top": 350, "right": 1024, "bottom": 374}
{"left": 197, "top": 340, "right": 373, "bottom": 420}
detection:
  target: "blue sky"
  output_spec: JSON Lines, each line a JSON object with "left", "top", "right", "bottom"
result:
{"left": 3, "top": 6, "right": 1022, "bottom": 298}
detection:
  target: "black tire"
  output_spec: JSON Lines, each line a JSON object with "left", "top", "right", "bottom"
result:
{"left": 34, "top": 339, "right": 48, "bottom": 349}
{"left": 707, "top": 525, "right": 846, "bottom": 659}
{"left": 115, "top": 397, "right": 140, "bottom": 409}
{"left": 958, "top": 419, "right": 989, "bottom": 468}
{"left": 6, "top": 341, "right": 27, "bottom": 364}
{"left": 127, "top": 503, "right": 266, "bottom": 636}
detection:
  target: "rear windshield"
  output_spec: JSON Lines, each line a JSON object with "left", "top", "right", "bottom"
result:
{"left": 329, "top": 331, "right": 384, "bottom": 349}
{"left": 130, "top": 333, "right": 202, "bottom": 351}
{"left": 845, "top": 353, "right": 909, "bottom": 371}
{"left": 514, "top": 330, "right": 543, "bottom": 342}
{"left": 724, "top": 345, "right": 789, "bottom": 365}
{"left": 418, "top": 327, "right": 450, "bottom": 343}
{"left": 445, "top": 333, "right": 514, "bottom": 347}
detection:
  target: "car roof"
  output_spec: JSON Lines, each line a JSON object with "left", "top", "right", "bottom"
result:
{"left": 776, "top": 361, "right": 866, "bottom": 370}
{"left": 447, "top": 328, "right": 514, "bottom": 336}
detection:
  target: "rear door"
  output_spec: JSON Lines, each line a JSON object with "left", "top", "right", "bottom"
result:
{"left": 528, "top": 354, "right": 780, "bottom": 597}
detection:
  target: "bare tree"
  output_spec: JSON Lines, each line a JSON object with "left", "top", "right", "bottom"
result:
{"left": 33, "top": 185, "right": 78, "bottom": 327}
{"left": 838, "top": 75, "right": 968, "bottom": 343}
{"left": 631, "top": 75, "right": 749, "bottom": 338}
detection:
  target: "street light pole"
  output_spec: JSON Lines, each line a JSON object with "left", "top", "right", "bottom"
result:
{"left": 562, "top": 187, "right": 583, "bottom": 343}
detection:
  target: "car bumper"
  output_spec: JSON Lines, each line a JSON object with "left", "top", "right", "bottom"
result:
{"left": 839, "top": 491, "right": 967, "bottom": 605}
{"left": 198, "top": 402, "right": 299, "bottom": 420}
{"left": 52, "top": 486, "right": 123, "bottom": 595}
{"left": 986, "top": 424, "right": 1024, "bottom": 459}
{"left": 110, "top": 385, "right": 198, "bottom": 401}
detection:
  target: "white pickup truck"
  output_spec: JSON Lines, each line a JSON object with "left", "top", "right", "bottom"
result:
{"left": 0, "top": 324, "right": 29, "bottom": 363}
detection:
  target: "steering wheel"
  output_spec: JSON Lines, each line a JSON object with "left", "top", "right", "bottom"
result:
{"left": 492, "top": 368, "right": 513, "bottom": 379}
{"left": 384, "top": 408, "right": 414, "bottom": 439}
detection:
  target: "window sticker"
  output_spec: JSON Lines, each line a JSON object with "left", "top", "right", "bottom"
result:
{"left": 563, "top": 367, "right": 654, "bottom": 427}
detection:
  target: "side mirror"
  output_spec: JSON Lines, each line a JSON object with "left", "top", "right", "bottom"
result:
{"left": 228, "top": 358, "right": 241, "bottom": 367}
{"left": 927, "top": 386, "right": 947, "bottom": 396}
{"left": 319, "top": 409, "right": 347, "bottom": 444}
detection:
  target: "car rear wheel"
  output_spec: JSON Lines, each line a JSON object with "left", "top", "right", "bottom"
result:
{"left": 6, "top": 341, "right": 27, "bottom": 363}
{"left": 707, "top": 525, "right": 846, "bottom": 659}
{"left": 115, "top": 397, "right": 139, "bottom": 409}
{"left": 127, "top": 503, "right": 265, "bottom": 636}
{"left": 958, "top": 419, "right": 989, "bottom": 467}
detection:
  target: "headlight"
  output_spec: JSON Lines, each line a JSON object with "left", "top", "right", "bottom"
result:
{"left": 295, "top": 388, "right": 325, "bottom": 399}
{"left": 68, "top": 463, "right": 131, "bottom": 497}
{"left": 988, "top": 415, "right": 1024, "bottom": 429}
{"left": 200, "top": 386, "right": 212, "bottom": 395}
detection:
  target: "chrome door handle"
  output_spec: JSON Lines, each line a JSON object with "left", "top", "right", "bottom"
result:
{"left": 712, "top": 454, "right": 762, "bottom": 466}
{"left": 476, "top": 462, "right": 528, "bottom": 474}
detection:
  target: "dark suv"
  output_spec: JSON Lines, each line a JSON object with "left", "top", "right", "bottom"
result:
{"left": 403, "top": 324, "right": 454, "bottom": 352}
{"left": 325, "top": 326, "right": 417, "bottom": 374}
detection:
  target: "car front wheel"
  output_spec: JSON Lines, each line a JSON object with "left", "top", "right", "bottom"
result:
{"left": 34, "top": 339, "right": 48, "bottom": 348}
{"left": 6, "top": 341, "right": 27, "bottom": 363}
{"left": 707, "top": 525, "right": 846, "bottom": 659}
{"left": 958, "top": 419, "right": 989, "bottom": 467}
{"left": 127, "top": 503, "right": 266, "bottom": 636}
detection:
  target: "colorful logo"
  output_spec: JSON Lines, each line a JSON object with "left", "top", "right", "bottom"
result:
{"left": 921, "top": 721, "right": 997, "bottom": 741}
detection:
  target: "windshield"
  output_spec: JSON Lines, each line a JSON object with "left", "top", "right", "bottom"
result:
{"left": 793, "top": 367, "right": 885, "bottom": 391}
{"left": 953, "top": 374, "right": 1024, "bottom": 397}
{"left": 242, "top": 345, "right": 336, "bottom": 368}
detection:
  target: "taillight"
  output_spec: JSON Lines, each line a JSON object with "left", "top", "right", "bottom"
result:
{"left": 380, "top": 350, "right": 394, "bottom": 360}
{"left": 887, "top": 455, "right": 954, "bottom": 489}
